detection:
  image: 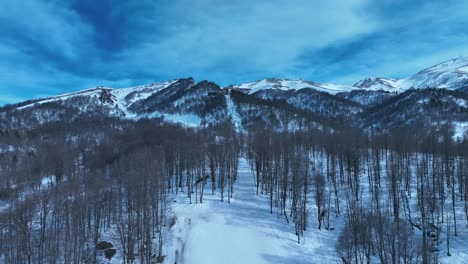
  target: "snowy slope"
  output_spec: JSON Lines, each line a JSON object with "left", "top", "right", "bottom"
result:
{"left": 16, "top": 87, "right": 112, "bottom": 110}
{"left": 111, "top": 80, "right": 178, "bottom": 110}
{"left": 7, "top": 78, "right": 227, "bottom": 128}
{"left": 225, "top": 94, "right": 243, "bottom": 130}
{"left": 10, "top": 80, "right": 210, "bottom": 126}
{"left": 17, "top": 80, "right": 178, "bottom": 112}
{"left": 353, "top": 77, "right": 402, "bottom": 92}
{"left": 355, "top": 57, "right": 468, "bottom": 91}
{"left": 400, "top": 57, "right": 468, "bottom": 89}
{"left": 167, "top": 158, "right": 341, "bottom": 264}
{"left": 231, "top": 78, "right": 357, "bottom": 95}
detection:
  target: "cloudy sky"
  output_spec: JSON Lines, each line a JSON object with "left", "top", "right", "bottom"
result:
{"left": 1, "top": 0, "right": 468, "bottom": 105}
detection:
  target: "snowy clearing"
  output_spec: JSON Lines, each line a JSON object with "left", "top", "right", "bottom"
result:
{"left": 166, "top": 159, "right": 341, "bottom": 264}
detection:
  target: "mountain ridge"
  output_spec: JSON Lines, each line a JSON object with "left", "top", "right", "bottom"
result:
{"left": 354, "top": 57, "right": 468, "bottom": 92}
{"left": 0, "top": 58, "right": 467, "bottom": 140}
{"left": 5, "top": 57, "right": 468, "bottom": 111}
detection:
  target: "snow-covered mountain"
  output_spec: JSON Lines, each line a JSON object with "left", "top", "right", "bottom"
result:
{"left": 229, "top": 78, "right": 356, "bottom": 95}
{"left": 403, "top": 57, "right": 468, "bottom": 89}
{"left": 0, "top": 78, "right": 229, "bottom": 128}
{"left": 353, "top": 77, "right": 401, "bottom": 92}
{"left": 16, "top": 79, "right": 179, "bottom": 114}
{"left": 234, "top": 57, "right": 468, "bottom": 95}
{"left": 0, "top": 57, "right": 467, "bottom": 138}
{"left": 7, "top": 56, "right": 468, "bottom": 114}
{"left": 354, "top": 57, "right": 468, "bottom": 92}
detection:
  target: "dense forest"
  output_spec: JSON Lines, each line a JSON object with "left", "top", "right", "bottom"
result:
{"left": 0, "top": 112, "right": 467, "bottom": 263}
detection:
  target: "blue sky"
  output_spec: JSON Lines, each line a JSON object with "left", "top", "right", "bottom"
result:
{"left": 1, "top": 0, "right": 468, "bottom": 105}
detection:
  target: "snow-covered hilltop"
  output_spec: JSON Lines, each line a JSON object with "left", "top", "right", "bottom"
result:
{"left": 403, "top": 56, "right": 468, "bottom": 89}
{"left": 17, "top": 79, "right": 179, "bottom": 113}
{"left": 229, "top": 78, "right": 356, "bottom": 95}
{"left": 354, "top": 57, "right": 468, "bottom": 92}
{"left": 353, "top": 77, "right": 401, "bottom": 92}
{"left": 233, "top": 57, "right": 468, "bottom": 94}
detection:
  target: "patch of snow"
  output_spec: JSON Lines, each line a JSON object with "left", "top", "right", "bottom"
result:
{"left": 452, "top": 122, "right": 468, "bottom": 141}
{"left": 162, "top": 113, "right": 202, "bottom": 127}
{"left": 225, "top": 94, "right": 243, "bottom": 130}
{"left": 455, "top": 98, "right": 467, "bottom": 108}
{"left": 457, "top": 66, "right": 468, "bottom": 73}
{"left": 111, "top": 80, "right": 177, "bottom": 110}
{"left": 41, "top": 175, "right": 56, "bottom": 188}
{"left": 0, "top": 201, "right": 8, "bottom": 213}
{"left": 138, "top": 112, "right": 202, "bottom": 127}
{"left": 418, "top": 98, "right": 430, "bottom": 105}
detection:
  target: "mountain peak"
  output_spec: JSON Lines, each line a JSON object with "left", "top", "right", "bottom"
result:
{"left": 353, "top": 77, "right": 400, "bottom": 92}
{"left": 354, "top": 57, "right": 468, "bottom": 92}
{"left": 422, "top": 56, "right": 468, "bottom": 72}
{"left": 403, "top": 57, "right": 468, "bottom": 89}
{"left": 230, "top": 78, "right": 355, "bottom": 95}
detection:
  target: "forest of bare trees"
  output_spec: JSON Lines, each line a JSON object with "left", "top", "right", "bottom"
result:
{"left": 0, "top": 118, "right": 240, "bottom": 263}
{"left": 245, "top": 124, "right": 468, "bottom": 264}
{"left": 0, "top": 114, "right": 467, "bottom": 263}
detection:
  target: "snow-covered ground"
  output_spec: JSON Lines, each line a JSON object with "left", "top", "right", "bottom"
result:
{"left": 2, "top": 154, "right": 467, "bottom": 263}
{"left": 166, "top": 158, "right": 341, "bottom": 264}
{"left": 0, "top": 175, "right": 56, "bottom": 214}
{"left": 453, "top": 121, "right": 468, "bottom": 141}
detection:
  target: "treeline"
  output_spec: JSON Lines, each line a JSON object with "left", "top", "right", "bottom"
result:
{"left": 0, "top": 119, "right": 239, "bottom": 263}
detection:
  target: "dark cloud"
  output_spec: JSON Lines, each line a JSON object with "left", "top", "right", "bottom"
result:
{"left": 69, "top": 0, "right": 127, "bottom": 55}
{"left": 0, "top": 0, "right": 467, "bottom": 104}
{"left": 294, "top": 0, "right": 468, "bottom": 84}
